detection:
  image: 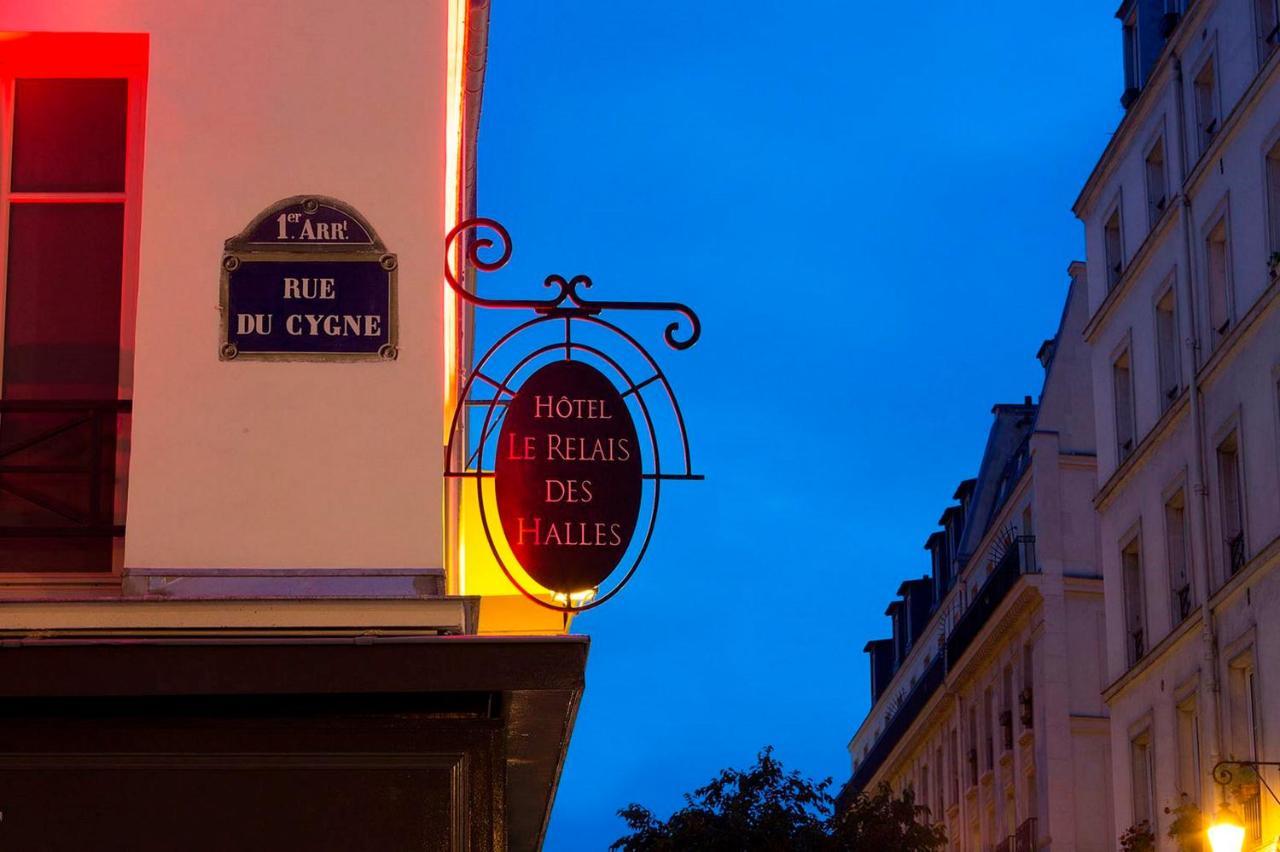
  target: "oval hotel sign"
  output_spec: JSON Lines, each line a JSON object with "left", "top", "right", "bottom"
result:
{"left": 495, "top": 360, "right": 642, "bottom": 594}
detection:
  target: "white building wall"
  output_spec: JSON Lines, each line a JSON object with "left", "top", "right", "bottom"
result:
{"left": 1079, "top": 0, "right": 1280, "bottom": 846}
{"left": 0, "top": 1, "right": 449, "bottom": 572}
{"left": 847, "top": 269, "right": 1112, "bottom": 851}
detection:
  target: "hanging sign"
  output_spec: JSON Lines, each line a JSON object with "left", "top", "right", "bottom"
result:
{"left": 219, "top": 195, "right": 397, "bottom": 361}
{"left": 495, "top": 360, "right": 643, "bottom": 594}
{"left": 445, "top": 218, "right": 703, "bottom": 613}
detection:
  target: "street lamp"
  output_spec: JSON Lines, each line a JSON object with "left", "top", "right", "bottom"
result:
{"left": 1206, "top": 804, "right": 1245, "bottom": 852}
{"left": 1209, "top": 760, "right": 1280, "bottom": 852}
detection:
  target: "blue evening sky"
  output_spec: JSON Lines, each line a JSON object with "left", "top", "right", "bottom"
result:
{"left": 477, "top": 2, "right": 1121, "bottom": 848}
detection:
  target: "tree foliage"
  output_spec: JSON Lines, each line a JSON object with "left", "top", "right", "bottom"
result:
{"left": 610, "top": 747, "right": 947, "bottom": 852}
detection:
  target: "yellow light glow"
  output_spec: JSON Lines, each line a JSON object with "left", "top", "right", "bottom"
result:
{"left": 1207, "top": 807, "right": 1246, "bottom": 852}
{"left": 439, "top": 4, "right": 572, "bottom": 634}
{"left": 443, "top": 0, "right": 466, "bottom": 428}
{"left": 444, "top": 0, "right": 468, "bottom": 596}
{"left": 458, "top": 477, "right": 573, "bottom": 634}
{"left": 552, "top": 588, "right": 598, "bottom": 606}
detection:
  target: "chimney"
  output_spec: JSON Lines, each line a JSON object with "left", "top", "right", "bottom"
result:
{"left": 1036, "top": 337, "right": 1057, "bottom": 370}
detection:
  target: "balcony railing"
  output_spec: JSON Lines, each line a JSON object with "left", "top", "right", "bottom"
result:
{"left": 849, "top": 536, "right": 1038, "bottom": 795}
{"left": 0, "top": 399, "right": 130, "bottom": 571}
{"left": 993, "top": 817, "right": 1038, "bottom": 852}
{"left": 946, "top": 535, "right": 1039, "bottom": 669}
{"left": 849, "top": 652, "right": 945, "bottom": 792}
{"left": 1014, "top": 817, "right": 1037, "bottom": 852}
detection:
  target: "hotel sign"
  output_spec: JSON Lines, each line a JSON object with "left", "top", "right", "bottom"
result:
{"left": 445, "top": 218, "right": 703, "bottom": 613}
{"left": 495, "top": 360, "right": 643, "bottom": 595}
{"left": 219, "top": 196, "right": 397, "bottom": 361}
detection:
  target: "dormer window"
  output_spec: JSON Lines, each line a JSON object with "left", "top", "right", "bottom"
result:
{"left": 1121, "top": 9, "right": 1141, "bottom": 108}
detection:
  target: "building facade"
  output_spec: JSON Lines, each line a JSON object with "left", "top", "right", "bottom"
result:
{"left": 0, "top": 3, "right": 583, "bottom": 849}
{"left": 843, "top": 267, "right": 1113, "bottom": 851}
{"left": 1077, "top": 0, "right": 1280, "bottom": 846}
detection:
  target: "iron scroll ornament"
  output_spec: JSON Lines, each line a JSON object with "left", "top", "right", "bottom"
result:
{"left": 445, "top": 218, "right": 701, "bottom": 351}
{"left": 444, "top": 218, "right": 702, "bottom": 613}
{"left": 1212, "top": 760, "right": 1280, "bottom": 803}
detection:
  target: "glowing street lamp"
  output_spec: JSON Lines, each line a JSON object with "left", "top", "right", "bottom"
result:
{"left": 1206, "top": 805, "right": 1245, "bottom": 852}
{"left": 1209, "top": 759, "right": 1280, "bottom": 852}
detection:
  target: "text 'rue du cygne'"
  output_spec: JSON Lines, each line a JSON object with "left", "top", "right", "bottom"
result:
{"left": 235, "top": 277, "right": 383, "bottom": 338}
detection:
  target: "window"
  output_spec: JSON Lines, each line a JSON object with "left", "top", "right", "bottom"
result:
{"left": 934, "top": 744, "right": 945, "bottom": 813}
{"left": 1266, "top": 139, "right": 1280, "bottom": 262}
{"left": 1228, "top": 654, "right": 1261, "bottom": 762}
{"left": 1206, "top": 216, "right": 1232, "bottom": 342}
{"left": 1122, "top": 537, "right": 1146, "bottom": 665}
{"left": 1122, "top": 11, "right": 1141, "bottom": 104}
{"left": 0, "top": 35, "right": 144, "bottom": 574}
{"left": 1025, "top": 773, "right": 1039, "bottom": 840}
{"left": 1020, "top": 643, "right": 1034, "bottom": 729}
{"left": 1176, "top": 694, "right": 1201, "bottom": 803}
{"left": 1105, "top": 208, "right": 1124, "bottom": 290}
{"left": 983, "top": 686, "right": 994, "bottom": 771}
{"left": 948, "top": 728, "right": 960, "bottom": 803}
{"left": 1217, "top": 432, "right": 1245, "bottom": 577}
{"left": 1166, "top": 489, "right": 1193, "bottom": 624}
{"left": 1162, "top": 0, "right": 1185, "bottom": 36}
{"left": 1114, "top": 349, "right": 1136, "bottom": 462}
{"left": 1228, "top": 655, "right": 1264, "bottom": 842}
{"left": 1000, "top": 664, "right": 1014, "bottom": 751}
{"left": 1131, "top": 729, "right": 1155, "bottom": 827}
{"left": 921, "top": 764, "right": 931, "bottom": 818}
{"left": 1257, "top": 0, "right": 1280, "bottom": 65}
{"left": 967, "top": 706, "right": 978, "bottom": 787}
{"left": 1146, "top": 138, "right": 1167, "bottom": 228}
{"left": 1156, "top": 288, "right": 1180, "bottom": 410}
{"left": 1194, "top": 57, "right": 1218, "bottom": 154}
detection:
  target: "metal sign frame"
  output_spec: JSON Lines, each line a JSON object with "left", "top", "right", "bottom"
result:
{"left": 444, "top": 218, "right": 702, "bottom": 614}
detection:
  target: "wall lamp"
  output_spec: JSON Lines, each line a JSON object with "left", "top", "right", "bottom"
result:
{"left": 1208, "top": 761, "right": 1280, "bottom": 852}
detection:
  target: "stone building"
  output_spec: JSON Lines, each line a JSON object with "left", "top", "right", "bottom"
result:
{"left": 843, "top": 266, "right": 1113, "bottom": 851}
{"left": 1076, "top": 0, "right": 1280, "bottom": 845}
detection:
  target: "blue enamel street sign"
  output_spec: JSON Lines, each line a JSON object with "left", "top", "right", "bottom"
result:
{"left": 219, "top": 196, "right": 398, "bottom": 361}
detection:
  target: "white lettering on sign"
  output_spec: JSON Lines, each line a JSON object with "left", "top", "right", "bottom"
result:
{"left": 493, "top": 359, "right": 643, "bottom": 593}
{"left": 281, "top": 314, "right": 382, "bottom": 337}
{"left": 514, "top": 517, "right": 624, "bottom": 548}
{"left": 236, "top": 313, "right": 273, "bottom": 335}
{"left": 234, "top": 275, "right": 382, "bottom": 338}
{"left": 533, "top": 395, "right": 615, "bottom": 420}
{"left": 282, "top": 278, "right": 336, "bottom": 299}
{"left": 275, "top": 212, "right": 351, "bottom": 241}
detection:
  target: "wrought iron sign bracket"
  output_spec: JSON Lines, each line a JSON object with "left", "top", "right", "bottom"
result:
{"left": 445, "top": 218, "right": 701, "bottom": 351}
{"left": 444, "top": 218, "right": 702, "bottom": 614}
{"left": 1213, "top": 760, "right": 1280, "bottom": 805}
